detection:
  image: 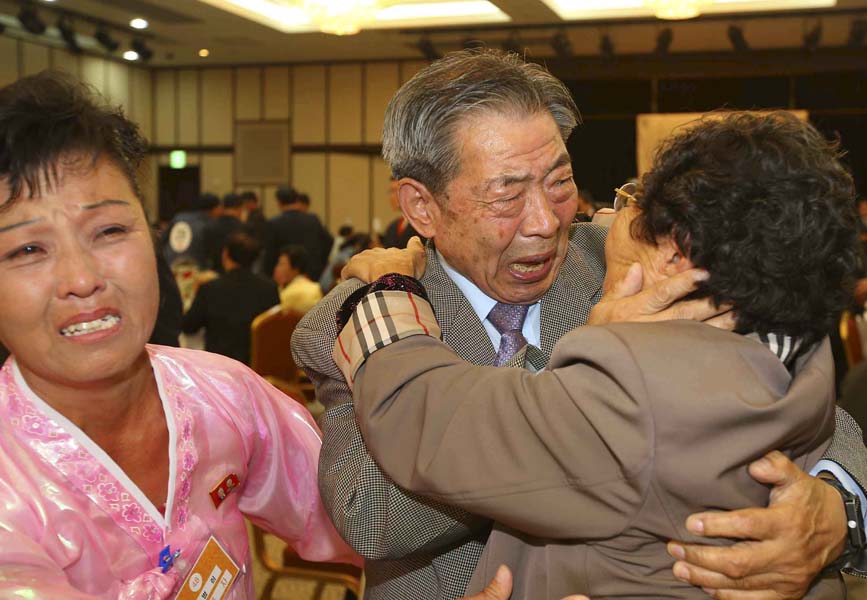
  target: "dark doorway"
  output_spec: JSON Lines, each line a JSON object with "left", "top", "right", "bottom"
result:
{"left": 158, "top": 166, "right": 200, "bottom": 222}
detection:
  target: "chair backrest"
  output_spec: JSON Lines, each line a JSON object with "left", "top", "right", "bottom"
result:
{"left": 840, "top": 310, "right": 865, "bottom": 367}
{"left": 250, "top": 305, "right": 305, "bottom": 383}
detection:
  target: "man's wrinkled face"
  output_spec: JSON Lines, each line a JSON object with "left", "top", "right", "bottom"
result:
{"left": 430, "top": 111, "right": 578, "bottom": 305}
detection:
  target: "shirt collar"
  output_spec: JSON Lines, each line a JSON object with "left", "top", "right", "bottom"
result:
{"left": 437, "top": 250, "right": 498, "bottom": 324}
{"left": 436, "top": 250, "right": 541, "bottom": 323}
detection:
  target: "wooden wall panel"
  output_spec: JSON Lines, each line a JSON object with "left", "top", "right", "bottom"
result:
{"left": 178, "top": 70, "right": 200, "bottom": 145}
{"left": 371, "top": 156, "right": 396, "bottom": 236}
{"left": 139, "top": 154, "right": 159, "bottom": 224}
{"left": 201, "top": 69, "right": 233, "bottom": 145}
{"left": 328, "top": 153, "right": 370, "bottom": 233}
{"left": 0, "top": 38, "right": 19, "bottom": 87}
{"left": 292, "top": 65, "right": 326, "bottom": 144}
{"left": 364, "top": 63, "right": 399, "bottom": 144}
{"left": 51, "top": 48, "right": 80, "bottom": 77}
{"left": 235, "top": 67, "right": 262, "bottom": 121}
{"left": 291, "top": 153, "right": 327, "bottom": 224}
{"left": 105, "top": 60, "right": 130, "bottom": 111}
{"left": 21, "top": 42, "right": 49, "bottom": 77}
{"left": 201, "top": 153, "right": 235, "bottom": 196}
{"left": 80, "top": 55, "right": 106, "bottom": 95}
{"left": 400, "top": 60, "right": 429, "bottom": 84}
{"left": 154, "top": 70, "right": 177, "bottom": 146}
{"left": 263, "top": 66, "right": 290, "bottom": 120}
{"left": 328, "top": 64, "right": 362, "bottom": 144}
{"left": 130, "top": 68, "right": 153, "bottom": 142}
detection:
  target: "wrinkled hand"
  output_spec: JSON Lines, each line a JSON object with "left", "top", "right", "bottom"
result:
{"left": 341, "top": 236, "right": 426, "bottom": 283}
{"left": 587, "top": 263, "right": 735, "bottom": 329}
{"left": 667, "top": 451, "right": 847, "bottom": 599}
{"left": 460, "top": 565, "right": 589, "bottom": 600}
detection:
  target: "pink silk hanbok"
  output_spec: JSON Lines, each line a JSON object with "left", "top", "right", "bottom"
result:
{"left": 0, "top": 344, "right": 360, "bottom": 599}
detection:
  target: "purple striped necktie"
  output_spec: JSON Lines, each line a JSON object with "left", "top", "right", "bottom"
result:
{"left": 488, "top": 302, "right": 529, "bottom": 367}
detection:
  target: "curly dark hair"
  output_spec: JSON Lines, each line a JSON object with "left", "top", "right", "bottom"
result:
{"left": 633, "top": 111, "right": 859, "bottom": 348}
{"left": 0, "top": 71, "right": 148, "bottom": 207}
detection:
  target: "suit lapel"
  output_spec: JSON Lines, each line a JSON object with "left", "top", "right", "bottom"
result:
{"left": 421, "top": 245, "right": 498, "bottom": 366}
{"left": 537, "top": 235, "right": 605, "bottom": 366}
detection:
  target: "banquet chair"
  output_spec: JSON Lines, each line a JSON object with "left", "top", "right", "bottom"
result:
{"left": 252, "top": 526, "right": 364, "bottom": 600}
{"left": 840, "top": 310, "right": 865, "bottom": 368}
{"left": 250, "top": 305, "right": 315, "bottom": 405}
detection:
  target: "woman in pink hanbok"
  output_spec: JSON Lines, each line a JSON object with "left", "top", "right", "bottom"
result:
{"left": 0, "top": 72, "right": 359, "bottom": 599}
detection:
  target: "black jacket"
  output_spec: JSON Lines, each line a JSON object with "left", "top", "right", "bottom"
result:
{"left": 263, "top": 210, "right": 333, "bottom": 280}
{"left": 181, "top": 268, "right": 279, "bottom": 365}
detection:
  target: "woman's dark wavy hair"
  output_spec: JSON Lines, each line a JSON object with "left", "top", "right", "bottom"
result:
{"left": 0, "top": 70, "right": 147, "bottom": 208}
{"left": 633, "top": 111, "right": 859, "bottom": 348}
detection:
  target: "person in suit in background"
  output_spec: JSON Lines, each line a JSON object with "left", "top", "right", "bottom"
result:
{"left": 263, "top": 186, "right": 333, "bottom": 281}
{"left": 203, "top": 192, "right": 246, "bottom": 273}
{"left": 292, "top": 49, "right": 867, "bottom": 600}
{"left": 182, "top": 230, "right": 279, "bottom": 365}
{"left": 161, "top": 192, "right": 219, "bottom": 270}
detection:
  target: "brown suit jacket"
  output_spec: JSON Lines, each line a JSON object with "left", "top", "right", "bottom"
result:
{"left": 351, "top": 320, "right": 843, "bottom": 599}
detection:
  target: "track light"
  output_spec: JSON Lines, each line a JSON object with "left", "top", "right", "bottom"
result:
{"left": 848, "top": 19, "right": 867, "bottom": 48}
{"left": 94, "top": 26, "right": 119, "bottom": 52}
{"left": 803, "top": 23, "right": 821, "bottom": 53}
{"left": 18, "top": 5, "right": 47, "bottom": 35}
{"left": 417, "top": 37, "right": 440, "bottom": 61}
{"left": 551, "top": 30, "right": 572, "bottom": 58}
{"left": 654, "top": 28, "right": 673, "bottom": 55}
{"left": 599, "top": 33, "right": 615, "bottom": 60}
{"left": 130, "top": 38, "right": 153, "bottom": 61}
{"left": 56, "top": 16, "right": 82, "bottom": 54}
{"left": 462, "top": 38, "right": 484, "bottom": 51}
{"left": 727, "top": 25, "right": 749, "bottom": 52}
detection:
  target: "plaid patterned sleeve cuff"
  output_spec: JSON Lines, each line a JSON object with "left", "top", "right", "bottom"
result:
{"left": 333, "top": 289, "right": 441, "bottom": 389}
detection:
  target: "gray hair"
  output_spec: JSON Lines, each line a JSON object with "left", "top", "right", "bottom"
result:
{"left": 382, "top": 49, "right": 580, "bottom": 196}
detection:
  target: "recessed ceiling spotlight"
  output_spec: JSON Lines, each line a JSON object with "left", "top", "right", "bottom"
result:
{"left": 130, "top": 18, "right": 148, "bottom": 30}
{"left": 198, "top": 48, "right": 209, "bottom": 57}
{"left": 123, "top": 50, "right": 139, "bottom": 61}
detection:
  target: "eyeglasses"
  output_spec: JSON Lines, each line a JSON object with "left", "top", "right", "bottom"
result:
{"left": 613, "top": 182, "right": 639, "bottom": 212}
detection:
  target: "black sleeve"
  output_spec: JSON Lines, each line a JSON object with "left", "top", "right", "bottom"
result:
{"left": 181, "top": 283, "right": 209, "bottom": 334}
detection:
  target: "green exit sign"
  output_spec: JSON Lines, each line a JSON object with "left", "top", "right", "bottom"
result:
{"left": 169, "top": 150, "right": 187, "bottom": 169}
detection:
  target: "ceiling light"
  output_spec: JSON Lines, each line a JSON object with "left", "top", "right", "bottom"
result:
{"left": 645, "top": 0, "right": 711, "bottom": 20}
{"left": 56, "top": 16, "right": 81, "bottom": 54}
{"left": 198, "top": 48, "right": 210, "bottom": 57}
{"left": 94, "top": 26, "right": 119, "bottom": 52}
{"left": 727, "top": 24, "right": 749, "bottom": 51}
{"left": 551, "top": 30, "right": 572, "bottom": 58}
{"left": 131, "top": 39, "right": 153, "bottom": 61}
{"left": 130, "top": 18, "right": 149, "bottom": 30}
{"left": 302, "top": 0, "right": 382, "bottom": 35}
{"left": 18, "top": 6, "right": 47, "bottom": 35}
{"left": 654, "top": 27, "right": 673, "bottom": 54}
{"left": 123, "top": 49, "right": 139, "bottom": 61}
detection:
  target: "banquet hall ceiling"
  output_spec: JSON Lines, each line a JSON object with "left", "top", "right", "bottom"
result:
{"left": 0, "top": 0, "right": 865, "bottom": 65}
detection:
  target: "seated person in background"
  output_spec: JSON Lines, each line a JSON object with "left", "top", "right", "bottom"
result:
{"left": 336, "top": 112, "right": 862, "bottom": 598}
{"left": 0, "top": 71, "right": 358, "bottom": 599}
{"left": 319, "top": 232, "right": 377, "bottom": 293}
{"left": 273, "top": 244, "right": 323, "bottom": 313}
{"left": 182, "top": 230, "right": 279, "bottom": 364}
{"left": 203, "top": 192, "right": 247, "bottom": 274}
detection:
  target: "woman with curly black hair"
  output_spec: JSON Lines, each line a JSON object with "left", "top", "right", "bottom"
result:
{"left": 330, "top": 111, "right": 861, "bottom": 598}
